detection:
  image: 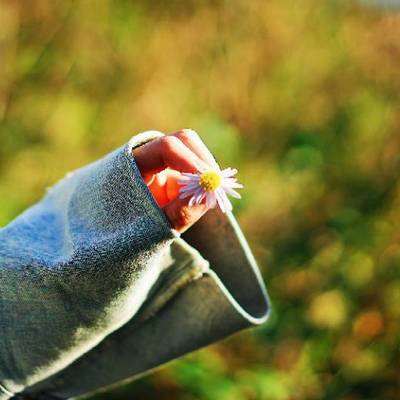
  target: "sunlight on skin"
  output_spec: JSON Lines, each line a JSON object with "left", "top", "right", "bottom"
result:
{"left": 132, "top": 131, "right": 215, "bottom": 232}
{"left": 146, "top": 168, "right": 182, "bottom": 208}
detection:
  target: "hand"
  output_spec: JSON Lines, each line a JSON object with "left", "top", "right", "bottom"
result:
{"left": 132, "top": 129, "right": 219, "bottom": 233}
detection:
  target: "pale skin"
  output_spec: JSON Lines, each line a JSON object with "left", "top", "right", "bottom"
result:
{"left": 132, "top": 129, "right": 219, "bottom": 233}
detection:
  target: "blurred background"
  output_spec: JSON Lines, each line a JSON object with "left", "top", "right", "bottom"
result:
{"left": 1, "top": 0, "right": 400, "bottom": 399}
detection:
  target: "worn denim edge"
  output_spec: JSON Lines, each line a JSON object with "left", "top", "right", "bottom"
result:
{"left": 0, "top": 132, "right": 176, "bottom": 400}
{"left": 125, "top": 131, "right": 180, "bottom": 240}
{"left": 223, "top": 210, "right": 271, "bottom": 324}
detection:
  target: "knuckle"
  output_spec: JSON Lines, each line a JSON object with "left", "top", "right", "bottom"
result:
{"left": 161, "top": 135, "right": 181, "bottom": 152}
{"left": 179, "top": 128, "right": 199, "bottom": 142}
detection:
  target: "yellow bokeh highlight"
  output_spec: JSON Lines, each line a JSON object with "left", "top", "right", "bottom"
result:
{"left": 309, "top": 290, "right": 348, "bottom": 329}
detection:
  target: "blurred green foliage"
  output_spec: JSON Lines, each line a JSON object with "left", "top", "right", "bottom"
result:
{"left": 1, "top": 0, "right": 400, "bottom": 399}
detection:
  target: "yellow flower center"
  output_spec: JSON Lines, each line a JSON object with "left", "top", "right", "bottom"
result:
{"left": 199, "top": 171, "right": 222, "bottom": 192}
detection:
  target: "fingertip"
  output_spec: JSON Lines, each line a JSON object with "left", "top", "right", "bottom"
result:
{"left": 173, "top": 129, "right": 219, "bottom": 169}
{"left": 163, "top": 197, "right": 209, "bottom": 233}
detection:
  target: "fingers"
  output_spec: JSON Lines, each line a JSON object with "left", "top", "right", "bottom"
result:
{"left": 132, "top": 135, "right": 209, "bottom": 179}
{"left": 131, "top": 130, "right": 216, "bottom": 232}
{"left": 165, "top": 169, "right": 182, "bottom": 201}
{"left": 163, "top": 197, "right": 209, "bottom": 233}
{"left": 146, "top": 170, "right": 169, "bottom": 207}
{"left": 171, "top": 129, "right": 219, "bottom": 169}
{"left": 146, "top": 169, "right": 181, "bottom": 208}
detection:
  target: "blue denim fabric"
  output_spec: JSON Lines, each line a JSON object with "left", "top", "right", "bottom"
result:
{"left": 0, "top": 132, "right": 270, "bottom": 399}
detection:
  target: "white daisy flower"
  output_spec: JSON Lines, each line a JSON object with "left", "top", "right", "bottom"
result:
{"left": 178, "top": 166, "right": 243, "bottom": 213}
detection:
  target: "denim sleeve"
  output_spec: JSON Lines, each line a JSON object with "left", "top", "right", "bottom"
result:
{"left": 0, "top": 132, "right": 179, "bottom": 398}
{"left": 26, "top": 208, "right": 270, "bottom": 400}
{"left": 22, "top": 203, "right": 270, "bottom": 400}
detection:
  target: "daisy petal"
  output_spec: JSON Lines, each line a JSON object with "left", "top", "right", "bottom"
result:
{"left": 228, "top": 182, "right": 244, "bottom": 189}
{"left": 179, "top": 189, "right": 197, "bottom": 197}
{"left": 198, "top": 191, "right": 207, "bottom": 203}
{"left": 221, "top": 168, "right": 238, "bottom": 178}
{"left": 206, "top": 191, "right": 216, "bottom": 208}
{"left": 223, "top": 177, "right": 238, "bottom": 184}
{"left": 215, "top": 190, "right": 227, "bottom": 213}
{"left": 219, "top": 190, "right": 233, "bottom": 212}
{"left": 210, "top": 192, "right": 218, "bottom": 207}
{"left": 181, "top": 172, "right": 200, "bottom": 179}
{"left": 205, "top": 192, "right": 212, "bottom": 208}
{"left": 179, "top": 183, "right": 200, "bottom": 191}
{"left": 194, "top": 189, "right": 205, "bottom": 204}
{"left": 178, "top": 179, "right": 199, "bottom": 186}
{"left": 223, "top": 186, "right": 242, "bottom": 199}
{"left": 193, "top": 187, "right": 204, "bottom": 202}
{"left": 179, "top": 190, "right": 196, "bottom": 199}
{"left": 189, "top": 195, "right": 198, "bottom": 207}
